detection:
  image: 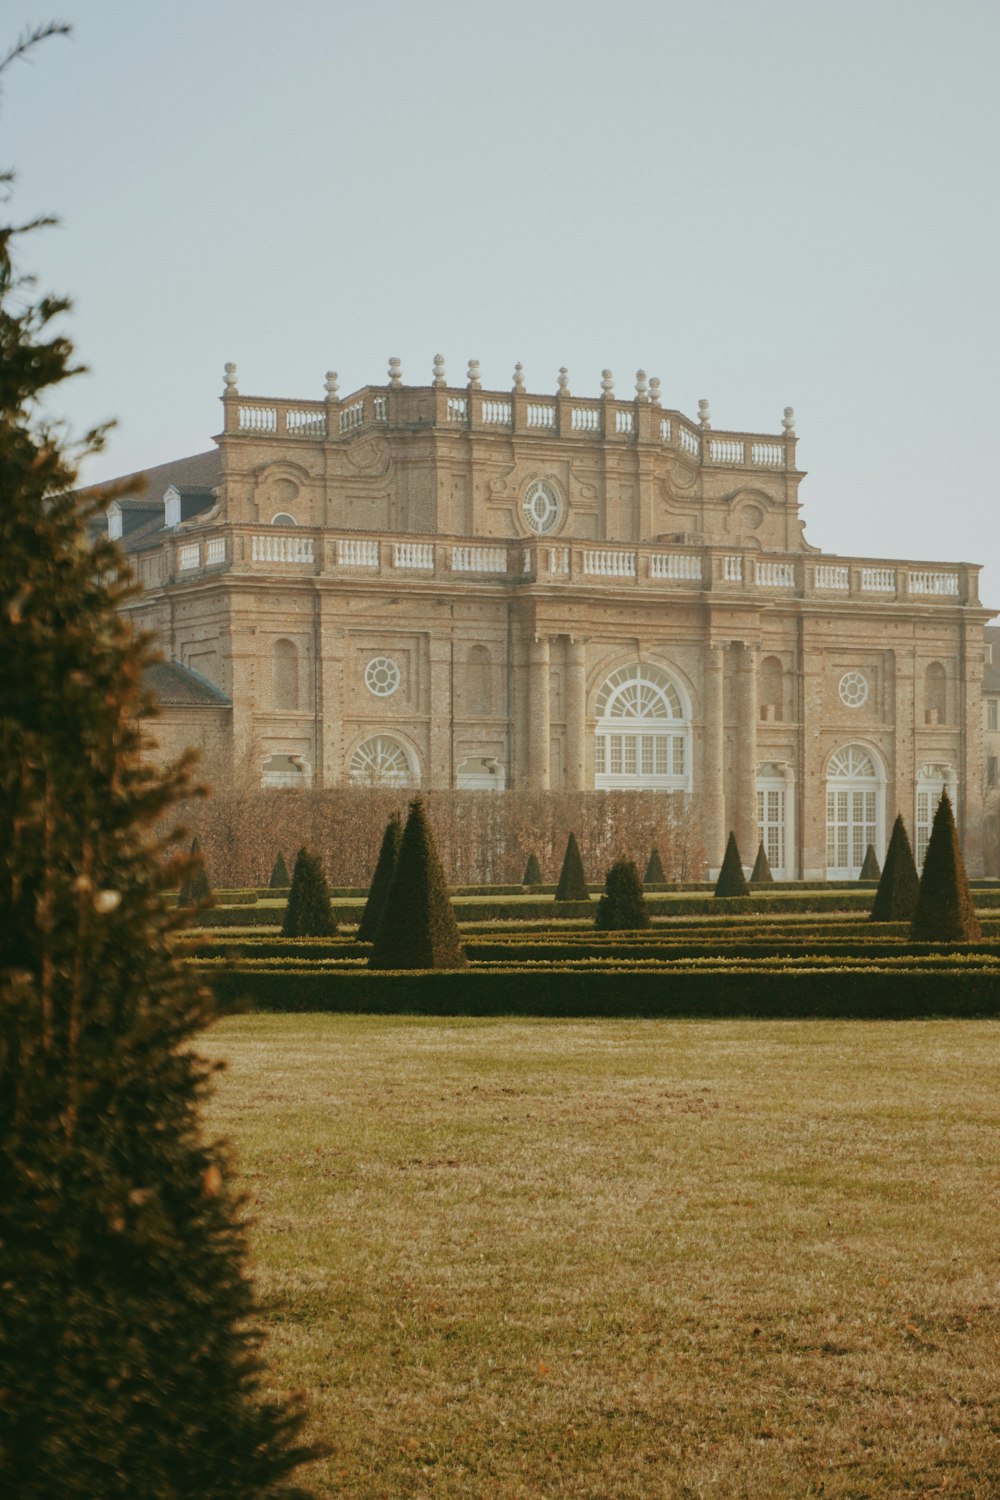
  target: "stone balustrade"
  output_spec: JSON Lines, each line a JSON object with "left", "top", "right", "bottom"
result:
{"left": 153, "top": 525, "right": 978, "bottom": 605}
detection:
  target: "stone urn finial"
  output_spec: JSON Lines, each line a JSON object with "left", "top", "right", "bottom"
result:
{"left": 648, "top": 376, "right": 661, "bottom": 405}
{"left": 467, "top": 358, "right": 481, "bottom": 390}
{"left": 432, "top": 353, "right": 446, "bottom": 387}
{"left": 782, "top": 405, "right": 796, "bottom": 435}
{"left": 557, "top": 366, "right": 570, "bottom": 396}
{"left": 698, "top": 398, "right": 711, "bottom": 429}
{"left": 601, "top": 368, "right": 614, "bottom": 397}
{"left": 223, "top": 361, "right": 238, "bottom": 394}
{"left": 513, "top": 362, "right": 525, "bottom": 391}
{"left": 635, "top": 369, "right": 649, "bottom": 402}
{"left": 388, "top": 357, "right": 402, "bottom": 388}
{"left": 324, "top": 370, "right": 339, "bottom": 400}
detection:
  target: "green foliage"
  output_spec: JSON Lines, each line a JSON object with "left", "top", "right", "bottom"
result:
{"left": 369, "top": 800, "right": 466, "bottom": 969}
{"left": 0, "top": 99, "right": 312, "bottom": 1498}
{"left": 870, "top": 815, "right": 920, "bottom": 922}
{"left": 522, "top": 852, "right": 542, "bottom": 886}
{"left": 644, "top": 846, "right": 666, "bottom": 884}
{"left": 178, "top": 835, "right": 211, "bottom": 907}
{"left": 357, "top": 812, "right": 401, "bottom": 943}
{"left": 910, "top": 792, "right": 982, "bottom": 942}
{"left": 555, "top": 832, "right": 590, "bottom": 902}
{"left": 595, "top": 860, "right": 651, "bottom": 931}
{"left": 749, "top": 842, "right": 773, "bottom": 884}
{"left": 282, "top": 849, "right": 336, "bottom": 938}
{"left": 714, "top": 833, "right": 749, "bottom": 898}
{"left": 858, "top": 843, "right": 881, "bottom": 881}
{"left": 268, "top": 850, "right": 290, "bottom": 889}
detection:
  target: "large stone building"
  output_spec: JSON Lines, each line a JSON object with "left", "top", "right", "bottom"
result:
{"left": 104, "top": 359, "right": 994, "bottom": 877}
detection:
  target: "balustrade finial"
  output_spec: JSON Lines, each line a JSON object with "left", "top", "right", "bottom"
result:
{"left": 223, "top": 361, "right": 238, "bottom": 394}
{"left": 601, "top": 368, "right": 614, "bottom": 397}
{"left": 648, "top": 376, "right": 661, "bottom": 405}
{"left": 698, "top": 398, "right": 711, "bottom": 429}
{"left": 557, "top": 366, "right": 570, "bottom": 396}
{"left": 388, "top": 357, "right": 402, "bottom": 388}
{"left": 782, "top": 405, "right": 796, "bottom": 435}
{"left": 324, "top": 370, "right": 339, "bottom": 400}
{"left": 467, "top": 358, "right": 481, "bottom": 390}
{"left": 635, "top": 369, "right": 649, "bottom": 402}
{"left": 432, "top": 353, "right": 446, "bottom": 387}
{"left": 512, "top": 362, "right": 525, "bottom": 391}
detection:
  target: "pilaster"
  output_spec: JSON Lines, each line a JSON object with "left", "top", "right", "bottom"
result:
{"left": 564, "top": 637, "right": 587, "bottom": 791}
{"left": 702, "top": 644, "right": 726, "bottom": 872}
{"left": 526, "top": 636, "right": 551, "bottom": 791}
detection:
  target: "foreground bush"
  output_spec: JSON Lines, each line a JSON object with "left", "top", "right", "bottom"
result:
{"left": 870, "top": 815, "right": 920, "bottom": 922}
{"left": 268, "top": 850, "right": 290, "bottom": 889}
{"left": 369, "top": 800, "right": 466, "bottom": 969}
{"left": 595, "top": 860, "right": 650, "bottom": 930}
{"left": 178, "top": 835, "right": 212, "bottom": 907}
{"left": 714, "top": 833, "right": 749, "bottom": 898}
{"left": 911, "top": 792, "right": 982, "bottom": 942}
{"left": 859, "top": 843, "right": 881, "bottom": 881}
{"left": 749, "top": 842, "right": 773, "bottom": 884}
{"left": 357, "top": 812, "right": 401, "bottom": 942}
{"left": 644, "top": 846, "right": 666, "bottom": 884}
{"left": 522, "top": 852, "right": 542, "bottom": 885}
{"left": 0, "top": 94, "right": 312, "bottom": 1497}
{"left": 282, "top": 849, "right": 336, "bottom": 938}
{"left": 555, "top": 832, "right": 590, "bottom": 902}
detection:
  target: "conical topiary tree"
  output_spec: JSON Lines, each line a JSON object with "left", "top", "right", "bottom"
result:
{"left": 268, "top": 850, "right": 290, "bottom": 889}
{"left": 910, "top": 791, "right": 982, "bottom": 942}
{"left": 555, "top": 831, "right": 590, "bottom": 902}
{"left": 858, "top": 843, "right": 881, "bottom": 881}
{"left": 714, "top": 832, "right": 749, "bottom": 898}
{"left": 0, "top": 65, "right": 313, "bottom": 1497}
{"left": 178, "top": 835, "right": 211, "bottom": 907}
{"left": 369, "top": 800, "right": 466, "bottom": 969}
{"left": 644, "top": 846, "right": 666, "bottom": 884}
{"left": 357, "top": 812, "right": 402, "bottom": 942}
{"left": 870, "top": 814, "right": 920, "bottom": 922}
{"left": 595, "top": 860, "right": 651, "bottom": 930}
{"left": 749, "top": 841, "right": 773, "bottom": 884}
{"left": 521, "top": 851, "right": 542, "bottom": 886}
{"left": 282, "top": 848, "right": 337, "bottom": 937}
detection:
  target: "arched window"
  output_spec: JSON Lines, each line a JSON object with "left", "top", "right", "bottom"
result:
{"left": 915, "top": 763, "right": 953, "bottom": 867}
{"left": 467, "top": 646, "right": 492, "bottom": 715}
{"left": 756, "top": 762, "right": 792, "bottom": 877}
{"left": 271, "top": 512, "right": 297, "bottom": 527}
{"left": 272, "top": 638, "right": 299, "bottom": 711}
{"left": 825, "top": 744, "right": 884, "bottom": 878}
{"left": 593, "top": 663, "right": 691, "bottom": 791}
{"left": 925, "top": 662, "right": 947, "bottom": 724}
{"left": 759, "top": 655, "right": 783, "bottom": 722}
{"left": 349, "top": 735, "right": 417, "bottom": 787}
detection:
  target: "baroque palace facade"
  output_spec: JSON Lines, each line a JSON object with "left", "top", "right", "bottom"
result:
{"left": 106, "top": 359, "right": 993, "bottom": 878}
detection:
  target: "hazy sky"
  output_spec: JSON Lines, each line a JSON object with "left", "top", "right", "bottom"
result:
{"left": 4, "top": 1, "right": 998, "bottom": 607}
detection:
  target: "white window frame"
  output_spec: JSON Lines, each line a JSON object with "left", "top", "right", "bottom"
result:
{"left": 825, "top": 744, "right": 885, "bottom": 879}
{"left": 593, "top": 663, "right": 692, "bottom": 792}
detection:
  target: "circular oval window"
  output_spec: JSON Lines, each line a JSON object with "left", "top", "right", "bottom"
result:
{"left": 838, "top": 671, "right": 869, "bottom": 709}
{"left": 365, "top": 656, "right": 401, "bottom": 697}
{"left": 522, "top": 480, "right": 562, "bottom": 536}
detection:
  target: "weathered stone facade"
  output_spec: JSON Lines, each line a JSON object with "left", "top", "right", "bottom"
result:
{"left": 110, "top": 361, "right": 994, "bottom": 877}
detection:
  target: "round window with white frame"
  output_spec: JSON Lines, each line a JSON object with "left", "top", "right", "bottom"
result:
{"left": 522, "top": 480, "right": 562, "bottom": 536}
{"left": 349, "top": 735, "right": 416, "bottom": 786}
{"left": 593, "top": 662, "right": 691, "bottom": 791}
{"left": 364, "top": 656, "right": 401, "bottom": 697}
{"left": 838, "top": 671, "right": 869, "bottom": 709}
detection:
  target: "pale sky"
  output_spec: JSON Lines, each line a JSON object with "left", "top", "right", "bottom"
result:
{"left": 4, "top": 1, "right": 998, "bottom": 608}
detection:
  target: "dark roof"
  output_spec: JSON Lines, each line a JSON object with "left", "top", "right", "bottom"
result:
{"left": 143, "top": 661, "right": 232, "bottom": 709}
{"left": 86, "top": 449, "right": 221, "bottom": 501}
{"left": 986, "top": 626, "right": 1000, "bottom": 694}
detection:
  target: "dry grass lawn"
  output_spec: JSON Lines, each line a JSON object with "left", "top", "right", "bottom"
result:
{"left": 205, "top": 1015, "right": 1000, "bottom": 1498}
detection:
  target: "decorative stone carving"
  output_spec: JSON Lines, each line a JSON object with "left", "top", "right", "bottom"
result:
{"left": 324, "top": 371, "right": 339, "bottom": 400}
{"left": 557, "top": 367, "right": 570, "bottom": 396}
{"left": 223, "top": 361, "right": 238, "bottom": 393}
{"left": 698, "top": 399, "right": 711, "bottom": 429}
{"left": 432, "top": 353, "right": 446, "bottom": 387}
{"left": 635, "top": 370, "right": 649, "bottom": 402}
{"left": 648, "top": 376, "right": 661, "bottom": 405}
{"left": 467, "top": 359, "right": 481, "bottom": 390}
{"left": 388, "top": 357, "right": 402, "bottom": 388}
{"left": 513, "top": 362, "right": 525, "bottom": 391}
{"left": 601, "top": 369, "right": 614, "bottom": 397}
{"left": 782, "top": 406, "right": 796, "bottom": 435}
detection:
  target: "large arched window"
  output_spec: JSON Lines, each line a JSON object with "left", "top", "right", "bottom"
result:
{"left": 925, "top": 662, "right": 947, "bottom": 724}
{"left": 756, "top": 762, "right": 793, "bottom": 878}
{"left": 272, "top": 638, "right": 299, "bottom": 711}
{"left": 593, "top": 663, "right": 691, "bottom": 791}
{"left": 915, "top": 763, "right": 954, "bottom": 867}
{"left": 825, "top": 744, "right": 884, "bottom": 878}
{"left": 349, "top": 735, "right": 418, "bottom": 787}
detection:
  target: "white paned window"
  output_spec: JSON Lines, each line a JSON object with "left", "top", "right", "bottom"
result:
{"left": 593, "top": 663, "right": 691, "bottom": 791}
{"left": 364, "top": 656, "right": 400, "bottom": 697}
{"left": 349, "top": 735, "right": 415, "bottom": 787}
{"left": 915, "top": 765, "right": 951, "bottom": 868}
{"left": 825, "top": 744, "right": 882, "bottom": 878}
{"left": 522, "top": 480, "right": 562, "bottom": 536}
{"left": 838, "top": 671, "right": 869, "bottom": 708}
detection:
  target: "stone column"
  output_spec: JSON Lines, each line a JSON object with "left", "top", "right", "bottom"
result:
{"left": 564, "top": 638, "right": 587, "bottom": 791}
{"left": 891, "top": 647, "right": 916, "bottom": 843}
{"left": 318, "top": 615, "right": 346, "bottom": 787}
{"left": 960, "top": 617, "right": 986, "bottom": 874}
{"left": 735, "top": 642, "right": 759, "bottom": 863}
{"left": 526, "top": 636, "right": 551, "bottom": 791}
{"left": 799, "top": 618, "right": 826, "bottom": 879}
{"left": 428, "top": 635, "right": 453, "bottom": 790}
{"left": 702, "top": 644, "right": 726, "bottom": 873}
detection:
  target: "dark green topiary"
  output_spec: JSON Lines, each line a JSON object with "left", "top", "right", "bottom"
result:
{"left": 595, "top": 860, "right": 650, "bottom": 930}
{"left": 178, "top": 835, "right": 211, "bottom": 907}
{"left": 522, "top": 852, "right": 542, "bottom": 886}
{"left": 555, "top": 832, "right": 590, "bottom": 902}
{"left": 369, "top": 800, "right": 466, "bottom": 969}
{"left": 910, "top": 792, "right": 982, "bottom": 942}
{"left": 858, "top": 843, "right": 881, "bottom": 881}
{"left": 0, "top": 69, "right": 313, "bottom": 1497}
{"left": 282, "top": 848, "right": 336, "bottom": 937}
{"left": 749, "top": 841, "right": 773, "bottom": 884}
{"left": 644, "top": 846, "right": 666, "bottom": 884}
{"left": 870, "top": 814, "right": 920, "bottom": 922}
{"left": 714, "top": 832, "right": 749, "bottom": 898}
{"left": 357, "top": 812, "right": 402, "bottom": 942}
{"left": 268, "top": 850, "right": 290, "bottom": 889}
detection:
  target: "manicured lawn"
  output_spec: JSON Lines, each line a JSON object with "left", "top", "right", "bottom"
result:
{"left": 206, "top": 1015, "right": 1000, "bottom": 1497}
